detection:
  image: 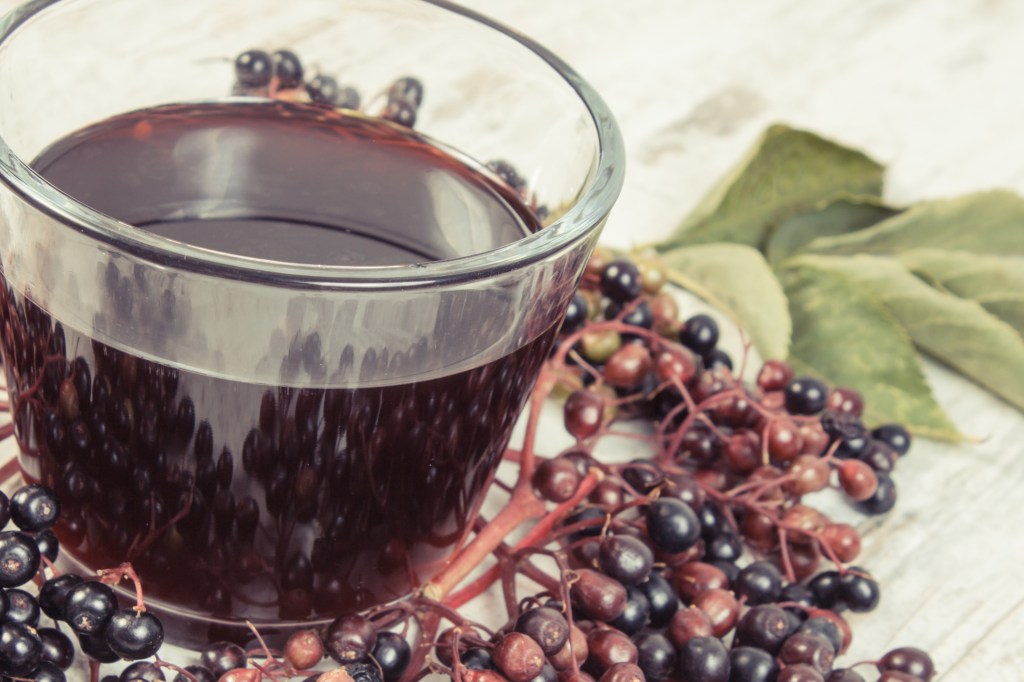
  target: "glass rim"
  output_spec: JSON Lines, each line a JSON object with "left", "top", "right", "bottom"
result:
{"left": 0, "top": 0, "right": 625, "bottom": 291}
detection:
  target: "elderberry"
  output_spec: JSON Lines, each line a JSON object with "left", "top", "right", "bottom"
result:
{"left": 173, "top": 666, "right": 216, "bottom": 682}
{"left": 677, "top": 636, "right": 730, "bottom": 682}
{"left": 33, "top": 660, "right": 68, "bottom": 682}
{"left": 646, "top": 497, "right": 701, "bottom": 553}
{"left": 234, "top": 49, "right": 273, "bottom": 87}
{"left": 305, "top": 74, "right": 340, "bottom": 105}
{"left": 65, "top": 581, "right": 117, "bottom": 635}
{"left": 785, "top": 377, "right": 829, "bottom": 415}
{"left": 856, "top": 471, "right": 897, "bottom": 515}
{"left": 600, "top": 259, "right": 643, "bottom": 303}
{"left": 371, "top": 632, "right": 412, "bottom": 681}
{"left": 105, "top": 609, "right": 165, "bottom": 660}
{"left": 679, "top": 313, "right": 719, "bottom": 355}
{"left": 0, "top": 531, "right": 40, "bottom": 587}
{"left": 0, "top": 622, "right": 42, "bottom": 677}
{"left": 271, "top": 49, "right": 304, "bottom": 89}
{"left": 37, "top": 627, "right": 74, "bottom": 670}
{"left": 729, "top": 646, "right": 779, "bottom": 682}
{"left": 120, "top": 661, "right": 165, "bottom": 681}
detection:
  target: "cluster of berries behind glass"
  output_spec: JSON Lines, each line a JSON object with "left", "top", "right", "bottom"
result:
{"left": 429, "top": 249, "right": 933, "bottom": 682}
{"left": 233, "top": 48, "right": 422, "bottom": 128}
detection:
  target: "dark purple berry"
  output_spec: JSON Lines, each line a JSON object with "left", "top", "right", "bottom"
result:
{"left": 32, "top": 660, "right": 68, "bottom": 682}
{"left": 65, "top": 581, "right": 117, "bottom": 635}
{"left": 0, "top": 531, "right": 41, "bottom": 587}
{"left": 272, "top": 49, "right": 304, "bottom": 89}
{"left": 785, "top": 377, "right": 828, "bottom": 415}
{"left": 646, "top": 497, "right": 701, "bottom": 553}
{"left": 39, "top": 574, "right": 82, "bottom": 621}
{"left": 120, "top": 661, "right": 165, "bottom": 681}
{"left": 78, "top": 631, "right": 119, "bottom": 663}
{"left": 839, "top": 568, "right": 880, "bottom": 613}
{"left": 797, "top": 618, "right": 843, "bottom": 656}
{"left": 515, "top": 607, "right": 569, "bottom": 655}
{"left": 306, "top": 74, "right": 340, "bottom": 105}
{"left": 388, "top": 76, "right": 424, "bottom": 107}
{"left": 855, "top": 471, "right": 897, "bottom": 515}
{"left": 461, "top": 646, "right": 494, "bottom": 670}
{"left": 734, "top": 561, "right": 783, "bottom": 605}
{"left": 173, "top": 666, "right": 216, "bottom": 682}
{"left": 634, "top": 631, "right": 675, "bottom": 681}
{"left": 598, "top": 534, "right": 654, "bottom": 586}
{"left": 871, "top": 424, "right": 911, "bottom": 455}
{"left": 608, "top": 584, "right": 651, "bottom": 635}
{"left": 104, "top": 609, "right": 164, "bottom": 661}
{"left": 0, "top": 622, "right": 42, "bottom": 676}
{"left": 679, "top": 314, "right": 719, "bottom": 355}
{"left": 382, "top": 97, "right": 417, "bottom": 127}
{"left": 234, "top": 49, "right": 273, "bottom": 87}
{"left": 705, "top": 532, "right": 743, "bottom": 564}
{"left": 677, "top": 636, "right": 730, "bottom": 682}
{"left": 561, "top": 291, "right": 589, "bottom": 333}
{"left": 37, "top": 627, "right": 74, "bottom": 670}
{"left": 10, "top": 484, "right": 59, "bottom": 532}
{"left": 371, "top": 631, "right": 411, "bottom": 682}
{"left": 337, "top": 86, "right": 362, "bottom": 110}
{"left": 325, "top": 614, "right": 377, "bottom": 663}
{"left": 639, "top": 572, "right": 679, "bottom": 627}
{"left": 600, "top": 259, "right": 643, "bottom": 303}
{"left": 735, "top": 604, "right": 794, "bottom": 654}
{"left": 728, "top": 646, "right": 779, "bottom": 682}
{"left": 4, "top": 588, "right": 39, "bottom": 627}
{"left": 201, "top": 642, "right": 247, "bottom": 676}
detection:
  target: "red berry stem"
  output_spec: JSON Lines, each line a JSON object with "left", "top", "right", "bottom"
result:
{"left": 442, "top": 469, "right": 601, "bottom": 609}
{"left": 97, "top": 562, "right": 147, "bottom": 613}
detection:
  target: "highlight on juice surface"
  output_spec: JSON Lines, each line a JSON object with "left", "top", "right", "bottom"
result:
{"left": 0, "top": 0, "right": 623, "bottom": 640}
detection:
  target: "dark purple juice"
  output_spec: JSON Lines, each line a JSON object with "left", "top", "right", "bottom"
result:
{"left": 0, "top": 101, "right": 558, "bottom": 639}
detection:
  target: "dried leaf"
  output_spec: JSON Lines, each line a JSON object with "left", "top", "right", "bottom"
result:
{"left": 794, "top": 254, "right": 1024, "bottom": 412}
{"left": 897, "top": 249, "right": 1024, "bottom": 335}
{"left": 661, "top": 125, "right": 884, "bottom": 251}
{"left": 660, "top": 243, "right": 791, "bottom": 361}
{"left": 765, "top": 194, "right": 899, "bottom": 266}
{"left": 805, "top": 190, "right": 1024, "bottom": 256}
{"left": 780, "top": 260, "right": 960, "bottom": 440}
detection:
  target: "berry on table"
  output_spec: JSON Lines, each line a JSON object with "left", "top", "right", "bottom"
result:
{"left": 271, "top": 49, "right": 304, "bottom": 89}
{"left": 600, "top": 259, "right": 643, "bottom": 304}
{"left": 234, "top": 49, "right": 273, "bottom": 87}
{"left": 785, "top": 377, "right": 829, "bottom": 415}
{"left": 306, "top": 74, "right": 340, "bottom": 105}
{"left": 10, "top": 484, "right": 60, "bottom": 532}
{"left": 0, "top": 531, "right": 41, "bottom": 587}
{"left": 679, "top": 314, "right": 719, "bottom": 355}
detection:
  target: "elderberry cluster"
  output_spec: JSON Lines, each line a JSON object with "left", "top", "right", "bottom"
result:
{"left": 232, "top": 48, "right": 422, "bottom": 127}
{"left": 0, "top": 483, "right": 163, "bottom": 681}
{"left": 419, "top": 250, "right": 934, "bottom": 681}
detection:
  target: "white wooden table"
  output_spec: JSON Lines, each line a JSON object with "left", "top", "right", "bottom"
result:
{"left": 2, "top": 0, "right": 1023, "bottom": 679}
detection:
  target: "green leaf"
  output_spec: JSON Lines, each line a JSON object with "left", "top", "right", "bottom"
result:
{"left": 897, "top": 249, "right": 1024, "bottom": 334}
{"left": 804, "top": 190, "right": 1024, "bottom": 256}
{"left": 660, "top": 243, "right": 791, "bottom": 360}
{"left": 659, "top": 125, "right": 885, "bottom": 251}
{"left": 793, "top": 254, "right": 1024, "bottom": 412}
{"left": 780, "top": 260, "right": 960, "bottom": 440}
{"left": 765, "top": 194, "right": 899, "bottom": 266}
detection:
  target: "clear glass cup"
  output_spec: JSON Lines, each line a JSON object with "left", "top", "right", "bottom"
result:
{"left": 0, "top": 0, "right": 623, "bottom": 642}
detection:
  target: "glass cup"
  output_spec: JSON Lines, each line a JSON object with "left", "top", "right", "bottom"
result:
{"left": 0, "top": 0, "right": 623, "bottom": 642}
